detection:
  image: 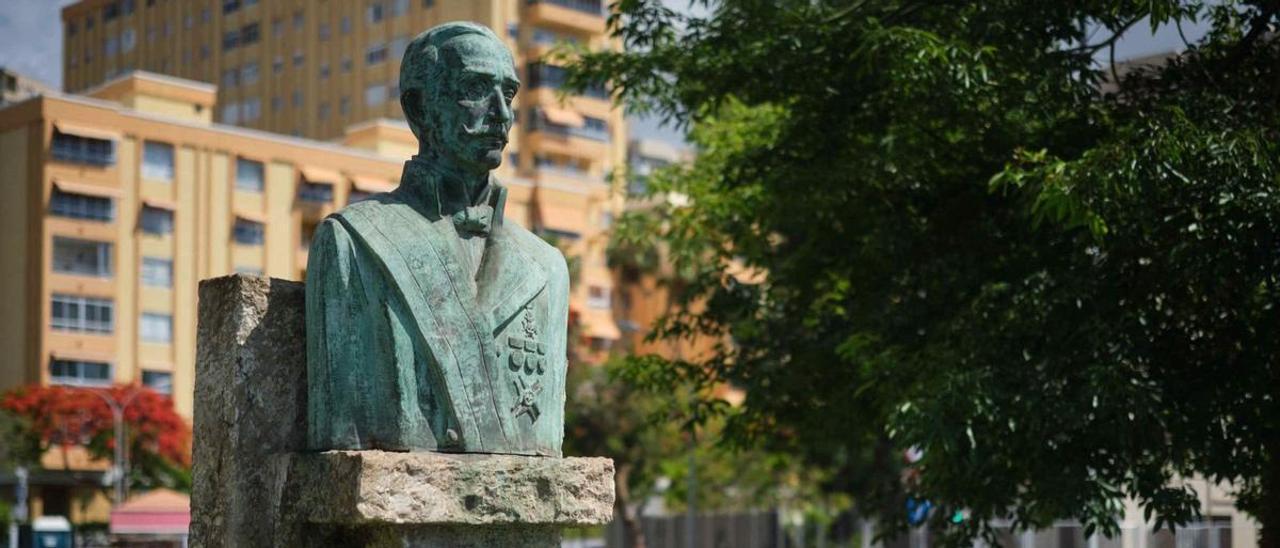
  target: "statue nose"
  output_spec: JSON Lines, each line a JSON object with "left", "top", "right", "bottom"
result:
{"left": 488, "top": 92, "right": 513, "bottom": 125}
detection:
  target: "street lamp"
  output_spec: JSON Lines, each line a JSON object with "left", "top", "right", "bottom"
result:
{"left": 84, "top": 388, "right": 142, "bottom": 507}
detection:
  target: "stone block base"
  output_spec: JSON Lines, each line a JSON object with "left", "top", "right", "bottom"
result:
{"left": 192, "top": 275, "right": 614, "bottom": 547}
{"left": 283, "top": 450, "right": 615, "bottom": 525}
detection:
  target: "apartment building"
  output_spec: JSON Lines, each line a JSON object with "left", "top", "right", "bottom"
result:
{"left": 59, "top": 1, "right": 626, "bottom": 203}
{"left": 0, "top": 66, "right": 620, "bottom": 411}
{"left": 1, "top": 67, "right": 58, "bottom": 106}
{"left": 0, "top": 69, "right": 621, "bottom": 520}
{"left": 59, "top": 0, "right": 628, "bottom": 354}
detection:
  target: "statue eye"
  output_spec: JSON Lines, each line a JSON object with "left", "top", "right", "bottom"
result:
{"left": 459, "top": 79, "right": 491, "bottom": 101}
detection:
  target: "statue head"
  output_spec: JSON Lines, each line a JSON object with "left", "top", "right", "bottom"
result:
{"left": 400, "top": 22, "right": 519, "bottom": 174}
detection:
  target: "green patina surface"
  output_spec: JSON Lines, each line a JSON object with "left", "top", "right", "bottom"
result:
{"left": 305, "top": 22, "right": 569, "bottom": 457}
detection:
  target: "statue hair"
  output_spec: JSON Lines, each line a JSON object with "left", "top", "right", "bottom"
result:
{"left": 399, "top": 22, "right": 508, "bottom": 142}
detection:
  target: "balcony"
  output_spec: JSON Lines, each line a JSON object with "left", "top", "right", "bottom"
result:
{"left": 526, "top": 128, "right": 610, "bottom": 162}
{"left": 525, "top": 0, "right": 607, "bottom": 34}
{"left": 526, "top": 63, "right": 609, "bottom": 100}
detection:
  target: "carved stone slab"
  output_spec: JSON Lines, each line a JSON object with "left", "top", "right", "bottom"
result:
{"left": 281, "top": 451, "right": 615, "bottom": 526}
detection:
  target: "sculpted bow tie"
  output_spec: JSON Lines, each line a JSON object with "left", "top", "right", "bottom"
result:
{"left": 453, "top": 204, "right": 494, "bottom": 236}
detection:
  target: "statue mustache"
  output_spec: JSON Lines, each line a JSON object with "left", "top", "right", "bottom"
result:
{"left": 461, "top": 122, "right": 509, "bottom": 139}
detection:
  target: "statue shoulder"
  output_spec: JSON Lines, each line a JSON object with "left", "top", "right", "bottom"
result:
{"left": 332, "top": 192, "right": 404, "bottom": 220}
{"left": 502, "top": 221, "right": 570, "bottom": 279}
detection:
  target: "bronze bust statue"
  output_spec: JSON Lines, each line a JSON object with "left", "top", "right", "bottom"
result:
{"left": 305, "top": 22, "right": 569, "bottom": 457}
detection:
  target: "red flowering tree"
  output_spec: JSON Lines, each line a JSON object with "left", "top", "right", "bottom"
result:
{"left": 0, "top": 384, "right": 191, "bottom": 492}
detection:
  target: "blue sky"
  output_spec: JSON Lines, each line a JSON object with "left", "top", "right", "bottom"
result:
{"left": 0, "top": 1, "right": 1207, "bottom": 145}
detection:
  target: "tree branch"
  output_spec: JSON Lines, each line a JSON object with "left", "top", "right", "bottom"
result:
{"left": 1065, "top": 17, "right": 1143, "bottom": 54}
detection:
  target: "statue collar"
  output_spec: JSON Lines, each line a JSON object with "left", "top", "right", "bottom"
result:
{"left": 397, "top": 156, "right": 507, "bottom": 231}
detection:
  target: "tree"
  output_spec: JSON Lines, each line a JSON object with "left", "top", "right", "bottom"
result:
{"left": 1, "top": 384, "right": 192, "bottom": 492}
{"left": 564, "top": 0, "right": 1280, "bottom": 545}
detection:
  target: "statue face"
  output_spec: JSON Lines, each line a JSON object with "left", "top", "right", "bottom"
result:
{"left": 427, "top": 34, "right": 519, "bottom": 173}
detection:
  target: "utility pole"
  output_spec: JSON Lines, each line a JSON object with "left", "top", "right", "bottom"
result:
{"left": 8, "top": 466, "right": 26, "bottom": 548}
{"left": 85, "top": 388, "right": 141, "bottom": 507}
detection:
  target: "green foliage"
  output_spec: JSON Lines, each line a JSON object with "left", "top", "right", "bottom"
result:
{"left": 570, "top": 0, "right": 1280, "bottom": 544}
{"left": 0, "top": 409, "right": 40, "bottom": 472}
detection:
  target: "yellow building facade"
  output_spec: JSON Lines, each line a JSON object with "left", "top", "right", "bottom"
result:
{"left": 59, "top": 0, "right": 627, "bottom": 209}
{"left": 59, "top": 0, "right": 629, "bottom": 357}
{"left": 0, "top": 68, "right": 620, "bottom": 421}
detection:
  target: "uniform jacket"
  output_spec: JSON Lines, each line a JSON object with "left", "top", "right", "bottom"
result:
{"left": 305, "top": 160, "right": 569, "bottom": 456}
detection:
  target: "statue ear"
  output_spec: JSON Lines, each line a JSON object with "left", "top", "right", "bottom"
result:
{"left": 401, "top": 90, "right": 428, "bottom": 140}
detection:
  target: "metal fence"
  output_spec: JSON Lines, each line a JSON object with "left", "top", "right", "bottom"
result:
{"left": 565, "top": 515, "right": 1236, "bottom": 548}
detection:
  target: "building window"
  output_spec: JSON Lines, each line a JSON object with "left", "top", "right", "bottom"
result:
{"left": 50, "top": 359, "right": 112, "bottom": 387}
{"left": 349, "top": 190, "right": 372, "bottom": 204}
{"left": 293, "top": 49, "right": 304, "bottom": 67}
{"left": 319, "top": 62, "right": 330, "bottom": 80}
{"left": 233, "top": 218, "right": 265, "bottom": 245}
{"left": 318, "top": 23, "right": 330, "bottom": 41}
{"left": 367, "top": 2, "right": 384, "bottom": 23}
{"left": 271, "top": 95, "right": 282, "bottom": 111}
{"left": 199, "top": 44, "right": 210, "bottom": 60}
{"left": 339, "top": 96, "right": 350, "bottom": 115}
{"left": 242, "top": 97, "right": 262, "bottom": 121}
{"left": 365, "top": 43, "right": 388, "bottom": 65}
{"left": 121, "top": 28, "right": 136, "bottom": 53}
{"left": 105, "top": 36, "right": 119, "bottom": 57}
{"left": 67, "top": 21, "right": 77, "bottom": 36}
{"left": 271, "top": 18, "right": 283, "bottom": 38}
{"left": 221, "top": 102, "right": 240, "bottom": 124}
{"left": 317, "top": 102, "right": 330, "bottom": 121}
{"left": 273, "top": 55, "right": 284, "bottom": 74}
{"left": 52, "top": 128, "right": 115, "bottom": 166}
{"left": 240, "top": 22, "right": 260, "bottom": 45}
{"left": 53, "top": 237, "right": 112, "bottom": 277}
{"left": 299, "top": 181, "right": 333, "bottom": 202}
{"left": 341, "top": 57, "right": 353, "bottom": 73}
{"left": 589, "top": 337, "right": 613, "bottom": 352}
{"left": 140, "top": 312, "right": 173, "bottom": 343}
{"left": 340, "top": 15, "right": 352, "bottom": 34}
{"left": 222, "top": 0, "right": 240, "bottom": 14}
{"left": 587, "top": 285, "right": 611, "bottom": 309}
{"left": 142, "top": 141, "right": 175, "bottom": 181}
{"left": 236, "top": 158, "right": 265, "bottom": 192}
{"left": 104, "top": 2, "right": 121, "bottom": 21}
{"left": 141, "top": 257, "right": 173, "bottom": 287}
{"left": 86, "top": 15, "right": 95, "bottom": 30}
{"left": 526, "top": 62, "right": 608, "bottom": 99}
{"left": 222, "top": 30, "right": 239, "bottom": 51}
{"left": 391, "top": 0, "right": 409, "bottom": 17}
{"left": 389, "top": 35, "right": 409, "bottom": 58}
{"left": 241, "top": 61, "right": 259, "bottom": 85}
{"left": 364, "top": 83, "right": 387, "bottom": 106}
{"left": 291, "top": 89, "right": 303, "bottom": 108}
{"left": 422, "top": 0, "right": 434, "bottom": 7}
{"left": 51, "top": 294, "right": 114, "bottom": 334}
{"left": 140, "top": 205, "right": 174, "bottom": 235}
{"left": 50, "top": 188, "right": 114, "bottom": 222}
{"left": 292, "top": 10, "right": 304, "bottom": 30}
{"left": 142, "top": 370, "right": 173, "bottom": 394}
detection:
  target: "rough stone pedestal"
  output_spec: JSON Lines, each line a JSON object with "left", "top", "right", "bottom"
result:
{"left": 191, "top": 275, "right": 614, "bottom": 547}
